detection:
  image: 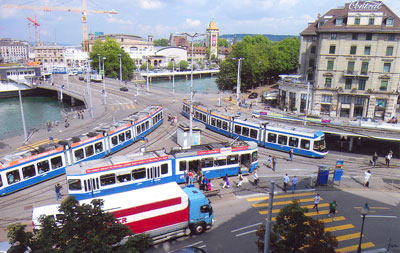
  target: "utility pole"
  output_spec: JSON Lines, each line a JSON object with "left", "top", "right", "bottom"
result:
{"left": 118, "top": 53, "right": 122, "bottom": 88}
{"left": 102, "top": 56, "right": 106, "bottom": 105}
{"left": 264, "top": 181, "right": 275, "bottom": 253}
{"left": 172, "top": 58, "right": 175, "bottom": 103}
{"left": 233, "top": 57, "right": 244, "bottom": 106}
{"left": 86, "top": 60, "right": 93, "bottom": 118}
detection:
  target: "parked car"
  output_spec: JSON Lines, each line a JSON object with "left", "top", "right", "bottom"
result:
{"left": 78, "top": 76, "right": 84, "bottom": 81}
{"left": 120, "top": 87, "right": 128, "bottom": 92}
{"left": 248, "top": 92, "right": 258, "bottom": 99}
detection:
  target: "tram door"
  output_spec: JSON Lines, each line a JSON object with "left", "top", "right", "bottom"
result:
{"left": 240, "top": 153, "right": 251, "bottom": 173}
{"left": 84, "top": 178, "right": 100, "bottom": 196}
{"left": 147, "top": 166, "right": 161, "bottom": 182}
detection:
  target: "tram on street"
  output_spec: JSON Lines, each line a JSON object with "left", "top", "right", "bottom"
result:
{"left": 182, "top": 101, "right": 328, "bottom": 158}
{"left": 67, "top": 140, "right": 259, "bottom": 200}
{"left": 0, "top": 105, "right": 164, "bottom": 196}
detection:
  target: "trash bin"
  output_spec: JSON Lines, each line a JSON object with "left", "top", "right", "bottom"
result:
{"left": 336, "top": 159, "right": 344, "bottom": 169}
{"left": 317, "top": 165, "right": 330, "bottom": 186}
{"left": 333, "top": 169, "right": 344, "bottom": 182}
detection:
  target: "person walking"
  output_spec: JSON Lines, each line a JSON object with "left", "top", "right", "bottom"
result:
{"left": 363, "top": 170, "right": 372, "bottom": 187}
{"left": 267, "top": 155, "right": 272, "bottom": 168}
{"left": 237, "top": 172, "right": 244, "bottom": 187}
{"left": 385, "top": 151, "right": 393, "bottom": 167}
{"left": 207, "top": 180, "right": 213, "bottom": 191}
{"left": 289, "top": 148, "right": 294, "bottom": 161}
{"left": 55, "top": 183, "right": 62, "bottom": 201}
{"left": 328, "top": 200, "right": 337, "bottom": 221}
{"left": 253, "top": 169, "right": 259, "bottom": 185}
{"left": 283, "top": 174, "right": 290, "bottom": 192}
{"left": 372, "top": 152, "right": 378, "bottom": 167}
{"left": 291, "top": 176, "right": 298, "bottom": 194}
{"left": 312, "top": 193, "right": 321, "bottom": 213}
{"left": 222, "top": 173, "right": 230, "bottom": 188}
{"left": 272, "top": 156, "right": 277, "bottom": 171}
{"left": 203, "top": 176, "right": 208, "bottom": 191}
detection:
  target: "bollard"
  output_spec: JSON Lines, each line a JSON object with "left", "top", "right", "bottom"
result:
{"left": 309, "top": 175, "right": 314, "bottom": 188}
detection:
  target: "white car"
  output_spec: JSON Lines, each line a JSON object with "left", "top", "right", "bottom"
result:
{"left": 32, "top": 204, "right": 62, "bottom": 233}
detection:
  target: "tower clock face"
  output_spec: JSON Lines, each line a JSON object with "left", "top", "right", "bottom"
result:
{"left": 212, "top": 35, "right": 217, "bottom": 47}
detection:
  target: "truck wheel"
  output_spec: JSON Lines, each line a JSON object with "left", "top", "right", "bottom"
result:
{"left": 192, "top": 223, "right": 206, "bottom": 235}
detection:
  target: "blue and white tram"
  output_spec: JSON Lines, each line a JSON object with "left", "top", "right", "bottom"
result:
{"left": 182, "top": 101, "right": 328, "bottom": 158}
{"left": 0, "top": 105, "right": 164, "bottom": 196}
{"left": 67, "top": 141, "right": 259, "bottom": 200}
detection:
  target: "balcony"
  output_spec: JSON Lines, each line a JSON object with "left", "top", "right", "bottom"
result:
{"left": 358, "top": 71, "right": 369, "bottom": 77}
{"left": 343, "top": 70, "right": 358, "bottom": 77}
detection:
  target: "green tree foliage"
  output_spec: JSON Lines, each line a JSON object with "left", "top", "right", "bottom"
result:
{"left": 216, "top": 35, "right": 299, "bottom": 92}
{"left": 153, "top": 38, "right": 168, "bottom": 46}
{"left": 89, "top": 37, "right": 136, "bottom": 81}
{"left": 179, "top": 60, "right": 189, "bottom": 71}
{"left": 256, "top": 200, "right": 337, "bottom": 253}
{"left": 140, "top": 62, "right": 153, "bottom": 71}
{"left": 218, "top": 38, "right": 229, "bottom": 48}
{"left": 7, "top": 196, "right": 152, "bottom": 252}
{"left": 7, "top": 224, "right": 34, "bottom": 253}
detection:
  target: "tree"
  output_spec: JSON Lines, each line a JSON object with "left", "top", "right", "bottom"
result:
{"left": 218, "top": 38, "right": 229, "bottom": 48}
{"left": 7, "top": 196, "right": 152, "bottom": 252}
{"left": 256, "top": 200, "right": 337, "bottom": 253}
{"left": 89, "top": 37, "right": 136, "bottom": 81}
{"left": 140, "top": 62, "right": 153, "bottom": 71}
{"left": 7, "top": 224, "right": 34, "bottom": 253}
{"left": 153, "top": 38, "right": 168, "bottom": 46}
{"left": 179, "top": 60, "right": 189, "bottom": 71}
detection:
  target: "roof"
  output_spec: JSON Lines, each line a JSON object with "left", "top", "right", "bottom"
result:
{"left": 208, "top": 19, "right": 219, "bottom": 30}
{"left": 301, "top": 1, "right": 400, "bottom": 35}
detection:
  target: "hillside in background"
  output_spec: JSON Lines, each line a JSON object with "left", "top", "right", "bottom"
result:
{"left": 220, "top": 34, "right": 299, "bottom": 42}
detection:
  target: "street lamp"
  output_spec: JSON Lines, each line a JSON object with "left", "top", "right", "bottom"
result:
{"left": 102, "top": 56, "right": 106, "bottom": 105}
{"left": 232, "top": 57, "right": 244, "bottom": 106}
{"left": 97, "top": 53, "right": 101, "bottom": 73}
{"left": 176, "top": 32, "right": 206, "bottom": 146}
{"left": 86, "top": 59, "right": 94, "bottom": 119}
{"left": 171, "top": 58, "right": 175, "bottom": 103}
{"left": 118, "top": 53, "right": 122, "bottom": 88}
{"left": 357, "top": 202, "right": 369, "bottom": 253}
{"left": 146, "top": 55, "right": 149, "bottom": 92}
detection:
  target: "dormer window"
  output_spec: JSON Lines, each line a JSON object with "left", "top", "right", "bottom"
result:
{"left": 387, "top": 17, "right": 394, "bottom": 26}
{"left": 369, "top": 18, "right": 375, "bottom": 25}
{"left": 336, "top": 17, "right": 343, "bottom": 25}
{"left": 355, "top": 17, "right": 360, "bottom": 25}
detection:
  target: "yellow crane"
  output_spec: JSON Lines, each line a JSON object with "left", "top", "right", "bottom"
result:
{"left": 2, "top": 0, "right": 117, "bottom": 51}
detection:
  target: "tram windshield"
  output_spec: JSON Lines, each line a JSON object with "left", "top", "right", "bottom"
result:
{"left": 68, "top": 179, "right": 82, "bottom": 190}
{"left": 313, "top": 138, "right": 327, "bottom": 152}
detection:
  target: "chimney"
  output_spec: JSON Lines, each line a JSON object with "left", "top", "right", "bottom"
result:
{"left": 317, "top": 13, "right": 321, "bottom": 20}
{"left": 148, "top": 35, "right": 153, "bottom": 42}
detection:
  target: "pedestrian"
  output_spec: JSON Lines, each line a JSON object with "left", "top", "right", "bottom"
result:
{"left": 289, "top": 148, "right": 294, "bottom": 161}
{"left": 203, "top": 176, "right": 208, "bottom": 191}
{"left": 55, "top": 183, "right": 62, "bottom": 201}
{"left": 198, "top": 174, "right": 204, "bottom": 190}
{"left": 328, "top": 200, "right": 337, "bottom": 221}
{"left": 371, "top": 152, "right": 378, "bottom": 167}
{"left": 188, "top": 171, "right": 194, "bottom": 185}
{"left": 385, "top": 151, "right": 392, "bottom": 167}
{"left": 363, "top": 170, "right": 371, "bottom": 187}
{"left": 253, "top": 169, "right": 259, "bottom": 185}
{"left": 207, "top": 180, "right": 213, "bottom": 191}
{"left": 222, "top": 173, "right": 230, "bottom": 188}
{"left": 313, "top": 193, "right": 320, "bottom": 213}
{"left": 272, "top": 156, "right": 277, "bottom": 171}
{"left": 266, "top": 155, "right": 272, "bottom": 168}
{"left": 46, "top": 121, "right": 51, "bottom": 132}
{"left": 291, "top": 176, "right": 298, "bottom": 194}
{"left": 237, "top": 172, "right": 244, "bottom": 187}
{"left": 64, "top": 117, "right": 70, "bottom": 128}
{"left": 77, "top": 110, "right": 81, "bottom": 119}
{"left": 283, "top": 173, "right": 290, "bottom": 192}
{"left": 81, "top": 110, "right": 84, "bottom": 120}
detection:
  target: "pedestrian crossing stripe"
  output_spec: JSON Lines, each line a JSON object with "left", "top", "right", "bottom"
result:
{"left": 318, "top": 216, "right": 346, "bottom": 223}
{"left": 252, "top": 197, "right": 324, "bottom": 208}
{"left": 336, "top": 232, "right": 362, "bottom": 242}
{"left": 16, "top": 138, "right": 61, "bottom": 151}
{"left": 247, "top": 192, "right": 316, "bottom": 202}
{"left": 324, "top": 224, "right": 354, "bottom": 232}
{"left": 258, "top": 203, "right": 329, "bottom": 215}
{"left": 336, "top": 242, "right": 375, "bottom": 252}
{"left": 111, "top": 103, "right": 135, "bottom": 111}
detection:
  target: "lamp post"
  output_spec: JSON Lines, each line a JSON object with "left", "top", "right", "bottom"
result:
{"left": 357, "top": 203, "right": 369, "bottom": 253}
{"left": 232, "top": 57, "right": 244, "bottom": 106}
{"left": 16, "top": 69, "right": 27, "bottom": 141}
{"left": 118, "top": 53, "right": 122, "bottom": 88}
{"left": 102, "top": 56, "right": 106, "bottom": 105}
{"left": 171, "top": 58, "right": 175, "bottom": 103}
{"left": 86, "top": 59, "right": 94, "bottom": 118}
{"left": 97, "top": 53, "right": 101, "bottom": 73}
{"left": 146, "top": 55, "right": 149, "bottom": 91}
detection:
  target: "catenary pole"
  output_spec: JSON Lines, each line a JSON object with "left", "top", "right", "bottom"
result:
{"left": 264, "top": 181, "right": 275, "bottom": 253}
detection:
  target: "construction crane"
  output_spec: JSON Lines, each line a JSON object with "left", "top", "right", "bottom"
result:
{"left": 27, "top": 16, "right": 40, "bottom": 45}
{"left": 2, "top": 0, "right": 117, "bottom": 51}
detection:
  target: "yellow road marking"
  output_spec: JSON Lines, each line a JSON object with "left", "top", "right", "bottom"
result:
{"left": 336, "top": 242, "right": 375, "bottom": 252}
{"left": 336, "top": 232, "right": 362, "bottom": 242}
{"left": 319, "top": 216, "right": 346, "bottom": 223}
{"left": 325, "top": 224, "right": 354, "bottom": 232}
{"left": 252, "top": 197, "right": 323, "bottom": 208}
{"left": 305, "top": 210, "right": 330, "bottom": 216}
{"left": 247, "top": 192, "right": 316, "bottom": 202}
{"left": 354, "top": 206, "right": 390, "bottom": 210}
{"left": 259, "top": 203, "right": 329, "bottom": 215}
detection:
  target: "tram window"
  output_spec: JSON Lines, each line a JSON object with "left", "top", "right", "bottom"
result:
{"left": 301, "top": 139, "right": 310, "bottom": 150}
{"left": 227, "top": 155, "right": 239, "bottom": 165}
{"left": 211, "top": 118, "right": 216, "bottom": 126}
{"left": 85, "top": 145, "right": 94, "bottom": 157}
{"left": 7, "top": 170, "right": 20, "bottom": 184}
{"left": 214, "top": 158, "right": 227, "bottom": 166}
{"left": 201, "top": 158, "right": 214, "bottom": 168}
{"left": 37, "top": 160, "right": 50, "bottom": 174}
{"left": 84, "top": 180, "right": 88, "bottom": 192}
{"left": 100, "top": 173, "right": 116, "bottom": 186}
{"left": 234, "top": 125, "right": 241, "bottom": 135}
{"left": 22, "top": 164, "right": 36, "bottom": 179}
{"left": 117, "top": 173, "right": 131, "bottom": 183}
{"left": 145, "top": 121, "right": 149, "bottom": 129}
{"left": 289, "top": 137, "right": 299, "bottom": 147}
{"left": 74, "top": 149, "right": 84, "bottom": 161}
{"left": 217, "top": 120, "right": 221, "bottom": 128}
{"left": 95, "top": 142, "right": 103, "bottom": 153}
{"left": 141, "top": 123, "right": 145, "bottom": 132}
{"left": 268, "top": 133, "right": 277, "bottom": 143}
{"left": 137, "top": 125, "right": 141, "bottom": 134}
{"left": 179, "top": 161, "right": 187, "bottom": 171}
{"left": 278, "top": 135, "right": 287, "bottom": 145}
{"left": 126, "top": 130, "right": 132, "bottom": 139}
{"left": 96, "top": 178, "right": 99, "bottom": 189}
{"left": 314, "top": 140, "right": 326, "bottom": 151}
{"left": 119, "top": 133, "right": 125, "bottom": 142}
{"left": 132, "top": 168, "right": 146, "bottom": 179}
{"left": 68, "top": 179, "right": 82, "bottom": 190}
{"left": 252, "top": 151, "right": 258, "bottom": 162}
{"left": 0, "top": 175, "right": 2, "bottom": 187}
{"left": 195, "top": 111, "right": 199, "bottom": 119}
{"left": 242, "top": 127, "right": 249, "bottom": 137}
{"left": 51, "top": 156, "right": 63, "bottom": 169}
{"left": 111, "top": 136, "right": 118, "bottom": 147}
{"left": 202, "top": 114, "right": 207, "bottom": 122}
{"left": 222, "top": 121, "right": 228, "bottom": 130}
{"left": 161, "top": 164, "right": 168, "bottom": 174}
{"left": 250, "top": 129, "right": 258, "bottom": 139}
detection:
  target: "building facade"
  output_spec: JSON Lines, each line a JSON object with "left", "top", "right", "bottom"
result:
{"left": 0, "top": 39, "right": 30, "bottom": 63}
{"left": 206, "top": 19, "right": 219, "bottom": 58}
{"left": 289, "top": 1, "right": 400, "bottom": 121}
{"left": 34, "top": 45, "right": 65, "bottom": 67}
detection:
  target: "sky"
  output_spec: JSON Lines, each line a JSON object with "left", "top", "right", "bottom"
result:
{"left": 1, "top": 0, "right": 400, "bottom": 45}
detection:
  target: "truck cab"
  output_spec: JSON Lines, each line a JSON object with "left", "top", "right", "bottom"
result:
{"left": 183, "top": 186, "right": 214, "bottom": 235}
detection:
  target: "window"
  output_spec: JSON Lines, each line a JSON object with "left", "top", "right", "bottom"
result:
{"left": 132, "top": 168, "right": 146, "bottom": 179}
{"left": 7, "top": 170, "right": 20, "bottom": 184}
{"left": 250, "top": 129, "right": 258, "bottom": 139}
{"left": 380, "top": 80, "right": 388, "bottom": 91}
{"left": 383, "top": 62, "right": 391, "bottom": 73}
{"left": 227, "top": 155, "right": 238, "bottom": 165}
{"left": 350, "top": 45, "right": 357, "bottom": 55}
{"left": 355, "top": 17, "right": 360, "bottom": 25}
{"left": 211, "top": 118, "right": 216, "bottom": 126}
{"left": 355, "top": 96, "right": 365, "bottom": 105}
{"left": 331, "top": 33, "right": 337, "bottom": 40}
{"left": 111, "top": 136, "right": 118, "bottom": 146}
{"left": 117, "top": 173, "right": 131, "bottom": 183}
{"left": 347, "top": 61, "right": 355, "bottom": 73}
{"left": 118, "top": 132, "right": 125, "bottom": 142}
{"left": 51, "top": 156, "right": 63, "bottom": 169}
{"left": 126, "top": 130, "right": 131, "bottom": 139}
{"left": 352, "top": 33, "right": 358, "bottom": 40}
{"left": 74, "top": 149, "right": 84, "bottom": 161}
{"left": 358, "top": 79, "right": 366, "bottom": 90}
{"left": 336, "top": 17, "right": 343, "bottom": 25}
{"left": 388, "top": 34, "right": 395, "bottom": 41}
{"left": 325, "top": 77, "right": 332, "bottom": 88}
{"left": 234, "top": 125, "right": 241, "bottom": 135}
{"left": 289, "top": 137, "right": 299, "bottom": 147}
{"left": 311, "top": 46, "right": 316, "bottom": 54}
{"left": 161, "top": 163, "right": 168, "bottom": 174}
{"left": 216, "top": 119, "right": 221, "bottom": 128}
{"left": 278, "top": 135, "right": 287, "bottom": 145}
{"left": 201, "top": 158, "right": 214, "bottom": 168}
{"left": 329, "top": 45, "right": 336, "bottom": 54}
{"left": 368, "top": 18, "right": 375, "bottom": 25}
{"left": 376, "top": 99, "right": 387, "bottom": 107}
{"left": 322, "top": 95, "right": 332, "bottom": 103}
{"left": 361, "top": 62, "right": 369, "bottom": 74}
{"left": 387, "top": 17, "right": 394, "bottom": 26}
{"left": 68, "top": 179, "right": 82, "bottom": 190}
{"left": 327, "top": 60, "right": 334, "bottom": 71}
{"left": 312, "top": 36, "right": 318, "bottom": 42}
{"left": 222, "top": 121, "right": 228, "bottom": 130}
{"left": 37, "top": 160, "right": 50, "bottom": 174}
{"left": 267, "top": 133, "right": 277, "bottom": 143}
{"left": 179, "top": 161, "right": 187, "bottom": 171}
{"left": 252, "top": 151, "right": 258, "bottom": 162}
{"left": 214, "top": 158, "right": 226, "bottom": 166}
{"left": 309, "top": 58, "right": 315, "bottom": 68}
{"left": 366, "top": 34, "right": 372, "bottom": 41}
{"left": 364, "top": 46, "right": 371, "bottom": 55}
{"left": 100, "top": 173, "right": 116, "bottom": 186}
{"left": 242, "top": 127, "right": 249, "bottom": 137}
{"left": 307, "top": 73, "right": 313, "bottom": 81}
{"left": 22, "top": 164, "right": 36, "bottom": 179}
{"left": 342, "top": 95, "right": 352, "bottom": 104}
{"left": 300, "top": 139, "right": 310, "bottom": 150}
{"left": 85, "top": 145, "right": 94, "bottom": 157}
{"left": 386, "top": 46, "right": 393, "bottom": 56}
{"left": 345, "top": 78, "right": 352, "bottom": 89}
{"left": 95, "top": 142, "right": 103, "bottom": 154}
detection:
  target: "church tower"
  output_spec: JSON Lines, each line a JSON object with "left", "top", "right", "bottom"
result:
{"left": 206, "top": 18, "right": 219, "bottom": 59}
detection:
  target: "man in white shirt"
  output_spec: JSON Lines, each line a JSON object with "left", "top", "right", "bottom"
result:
{"left": 283, "top": 174, "right": 290, "bottom": 192}
{"left": 313, "top": 193, "right": 321, "bottom": 213}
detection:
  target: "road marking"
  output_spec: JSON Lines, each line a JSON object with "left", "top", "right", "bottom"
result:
{"left": 336, "top": 232, "right": 362, "bottom": 242}
{"left": 247, "top": 192, "right": 316, "bottom": 202}
{"left": 354, "top": 206, "right": 390, "bottom": 210}
{"left": 362, "top": 215, "right": 397, "bottom": 218}
{"left": 318, "top": 216, "right": 346, "bottom": 223}
{"left": 185, "top": 241, "right": 203, "bottom": 247}
{"left": 258, "top": 203, "right": 329, "bottom": 215}
{"left": 235, "top": 229, "right": 258, "bottom": 237}
{"left": 17, "top": 138, "right": 61, "bottom": 150}
{"left": 325, "top": 224, "right": 354, "bottom": 232}
{"left": 305, "top": 210, "right": 330, "bottom": 217}
{"left": 252, "top": 197, "right": 323, "bottom": 208}
{"left": 231, "top": 222, "right": 262, "bottom": 233}
{"left": 336, "top": 242, "right": 375, "bottom": 253}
